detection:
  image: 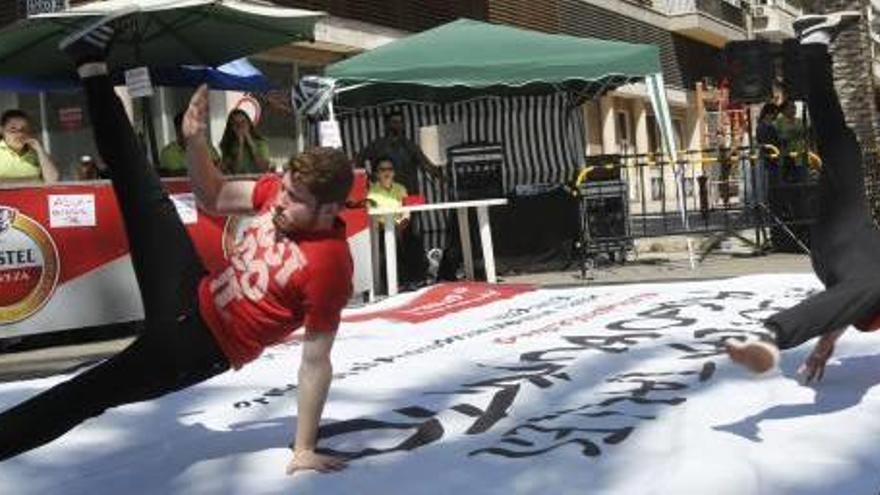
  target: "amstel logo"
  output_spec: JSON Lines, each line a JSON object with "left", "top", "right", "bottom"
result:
{"left": 0, "top": 207, "right": 60, "bottom": 325}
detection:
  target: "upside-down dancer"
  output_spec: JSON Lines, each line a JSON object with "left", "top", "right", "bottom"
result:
{"left": 728, "top": 11, "right": 880, "bottom": 383}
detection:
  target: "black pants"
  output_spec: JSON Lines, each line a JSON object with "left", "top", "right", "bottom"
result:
{"left": 377, "top": 223, "right": 427, "bottom": 292}
{"left": 0, "top": 75, "right": 229, "bottom": 461}
{"left": 766, "top": 45, "right": 880, "bottom": 349}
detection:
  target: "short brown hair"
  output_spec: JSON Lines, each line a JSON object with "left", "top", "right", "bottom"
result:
{"left": 287, "top": 147, "right": 353, "bottom": 205}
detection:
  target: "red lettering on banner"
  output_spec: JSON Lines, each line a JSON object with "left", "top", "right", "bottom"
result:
{"left": 343, "top": 283, "right": 536, "bottom": 324}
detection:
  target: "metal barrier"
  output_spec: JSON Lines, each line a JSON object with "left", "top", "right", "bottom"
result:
{"left": 574, "top": 145, "right": 821, "bottom": 254}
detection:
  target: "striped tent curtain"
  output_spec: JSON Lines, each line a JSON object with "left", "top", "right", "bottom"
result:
{"left": 314, "top": 93, "right": 587, "bottom": 251}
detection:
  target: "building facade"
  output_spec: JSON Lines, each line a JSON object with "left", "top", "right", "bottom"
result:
{"left": 0, "top": 0, "right": 804, "bottom": 181}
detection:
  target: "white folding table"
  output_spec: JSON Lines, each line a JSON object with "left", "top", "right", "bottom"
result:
{"left": 368, "top": 198, "right": 508, "bottom": 299}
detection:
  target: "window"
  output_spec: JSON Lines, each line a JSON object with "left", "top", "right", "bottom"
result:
{"left": 616, "top": 110, "right": 631, "bottom": 154}
{"left": 647, "top": 115, "right": 660, "bottom": 155}
{"left": 651, "top": 177, "right": 664, "bottom": 200}
{"left": 647, "top": 114, "right": 687, "bottom": 154}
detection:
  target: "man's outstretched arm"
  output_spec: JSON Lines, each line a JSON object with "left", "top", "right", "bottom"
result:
{"left": 184, "top": 84, "right": 256, "bottom": 216}
{"left": 287, "top": 329, "right": 348, "bottom": 474}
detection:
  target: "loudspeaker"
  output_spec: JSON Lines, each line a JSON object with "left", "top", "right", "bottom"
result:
{"left": 724, "top": 40, "right": 775, "bottom": 104}
{"left": 781, "top": 38, "right": 807, "bottom": 101}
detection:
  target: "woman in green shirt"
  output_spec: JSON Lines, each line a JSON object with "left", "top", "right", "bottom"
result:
{"left": 219, "top": 109, "right": 270, "bottom": 175}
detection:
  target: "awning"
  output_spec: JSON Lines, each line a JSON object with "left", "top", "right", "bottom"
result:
{"left": 325, "top": 18, "right": 662, "bottom": 106}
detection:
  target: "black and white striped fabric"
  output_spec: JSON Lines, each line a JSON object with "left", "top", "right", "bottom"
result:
{"left": 292, "top": 76, "right": 335, "bottom": 117}
{"left": 314, "top": 93, "right": 586, "bottom": 251}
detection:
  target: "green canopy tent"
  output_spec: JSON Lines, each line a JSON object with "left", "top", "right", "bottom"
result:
{"left": 316, "top": 19, "right": 694, "bottom": 266}
{"left": 326, "top": 19, "right": 661, "bottom": 106}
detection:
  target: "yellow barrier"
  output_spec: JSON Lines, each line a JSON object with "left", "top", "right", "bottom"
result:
{"left": 574, "top": 147, "right": 824, "bottom": 185}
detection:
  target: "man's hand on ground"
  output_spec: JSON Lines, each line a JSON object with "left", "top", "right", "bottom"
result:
{"left": 798, "top": 334, "right": 836, "bottom": 384}
{"left": 286, "top": 449, "right": 348, "bottom": 475}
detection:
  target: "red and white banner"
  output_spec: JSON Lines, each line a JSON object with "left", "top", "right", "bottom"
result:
{"left": 0, "top": 171, "right": 370, "bottom": 337}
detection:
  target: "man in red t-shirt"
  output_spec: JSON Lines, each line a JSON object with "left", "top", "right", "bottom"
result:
{"left": 0, "top": 12, "right": 353, "bottom": 474}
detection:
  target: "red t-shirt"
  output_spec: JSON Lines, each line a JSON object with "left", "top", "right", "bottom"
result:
{"left": 198, "top": 175, "right": 353, "bottom": 369}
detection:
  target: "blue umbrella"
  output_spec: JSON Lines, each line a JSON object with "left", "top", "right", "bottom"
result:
{"left": 0, "top": 75, "right": 78, "bottom": 93}
{"left": 147, "top": 59, "right": 274, "bottom": 92}
{"left": 0, "top": 59, "right": 273, "bottom": 92}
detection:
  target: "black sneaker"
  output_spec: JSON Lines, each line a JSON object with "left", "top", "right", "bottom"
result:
{"left": 794, "top": 11, "right": 862, "bottom": 42}
{"left": 58, "top": 6, "right": 138, "bottom": 66}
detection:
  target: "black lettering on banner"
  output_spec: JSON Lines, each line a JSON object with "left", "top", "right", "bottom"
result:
{"left": 225, "top": 294, "right": 633, "bottom": 409}
{"left": 317, "top": 417, "right": 445, "bottom": 460}
{"left": 606, "top": 291, "right": 755, "bottom": 332}
{"left": 520, "top": 332, "right": 663, "bottom": 363}
{"left": 664, "top": 327, "right": 771, "bottom": 360}
{"left": 394, "top": 406, "right": 437, "bottom": 418}
{"left": 233, "top": 383, "right": 297, "bottom": 409}
{"left": 470, "top": 363, "right": 715, "bottom": 459}
{"left": 469, "top": 425, "right": 634, "bottom": 458}
{"left": 428, "top": 363, "right": 569, "bottom": 395}
{"left": 606, "top": 304, "right": 697, "bottom": 331}
{"left": 738, "top": 294, "right": 813, "bottom": 323}
{"left": 453, "top": 385, "right": 519, "bottom": 435}
{"left": 227, "top": 288, "right": 775, "bottom": 463}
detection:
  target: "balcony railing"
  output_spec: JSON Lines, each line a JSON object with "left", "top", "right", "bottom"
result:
{"left": 667, "top": 0, "right": 747, "bottom": 29}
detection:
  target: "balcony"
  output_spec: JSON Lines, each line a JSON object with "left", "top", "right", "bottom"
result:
{"left": 751, "top": 0, "right": 801, "bottom": 41}
{"left": 667, "top": 0, "right": 747, "bottom": 47}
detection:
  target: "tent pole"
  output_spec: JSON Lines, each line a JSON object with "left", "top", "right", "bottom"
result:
{"left": 292, "top": 62, "right": 305, "bottom": 154}
{"left": 38, "top": 91, "right": 51, "bottom": 154}
{"left": 158, "top": 86, "right": 171, "bottom": 146}
{"left": 646, "top": 73, "right": 696, "bottom": 269}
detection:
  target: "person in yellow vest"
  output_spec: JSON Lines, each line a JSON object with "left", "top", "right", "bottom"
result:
{"left": 159, "top": 112, "right": 220, "bottom": 177}
{"left": 367, "top": 157, "right": 427, "bottom": 291}
{"left": 367, "top": 157, "right": 410, "bottom": 227}
{"left": 0, "top": 109, "right": 59, "bottom": 183}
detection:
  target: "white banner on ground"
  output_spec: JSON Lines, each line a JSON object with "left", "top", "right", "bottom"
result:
{"left": 1, "top": 274, "right": 880, "bottom": 495}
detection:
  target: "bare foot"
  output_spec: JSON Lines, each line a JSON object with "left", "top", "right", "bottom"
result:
{"left": 726, "top": 340, "right": 779, "bottom": 374}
